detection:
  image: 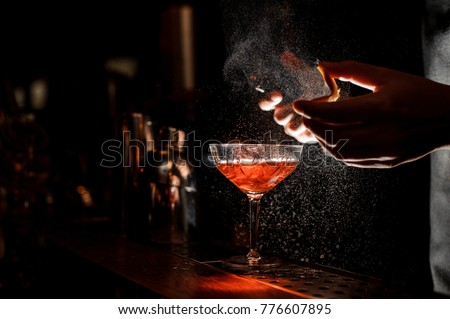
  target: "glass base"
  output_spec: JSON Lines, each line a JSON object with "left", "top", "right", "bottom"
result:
{"left": 221, "top": 255, "right": 282, "bottom": 269}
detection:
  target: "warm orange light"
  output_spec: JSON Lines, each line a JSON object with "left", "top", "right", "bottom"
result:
{"left": 200, "top": 274, "right": 270, "bottom": 293}
{"left": 198, "top": 273, "right": 309, "bottom": 298}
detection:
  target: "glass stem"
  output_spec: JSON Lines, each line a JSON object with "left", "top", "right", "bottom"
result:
{"left": 247, "top": 194, "right": 263, "bottom": 262}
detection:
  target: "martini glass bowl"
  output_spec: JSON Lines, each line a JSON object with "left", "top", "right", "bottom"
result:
{"left": 209, "top": 143, "right": 303, "bottom": 268}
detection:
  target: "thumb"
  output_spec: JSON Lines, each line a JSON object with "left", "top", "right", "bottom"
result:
{"left": 319, "top": 60, "right": 389, "bottom": 91}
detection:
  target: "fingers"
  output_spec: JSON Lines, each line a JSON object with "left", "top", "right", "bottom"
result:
{"left": 341, "top": 160, "right": 402, "bottom": 169}
{"left": 319, "top": 60, "right": 390, "bottom": 91}
{"left": 259, "top": 91, "right": 283, "bottom": 111}
{"left": 258, "top": 90, "right": 316, "bottom": 143}
{"left": 316, "top": 138, "right": 401, "bottom": 168}
{"left": 284, "top": 115, "right": 306, "bottom": 136}
{"left": 305, "top": 119, "right": 421, "bottom": 168}
{"left": 274, "top": 104, "right": 295, "bottom": 125}
{"left": 303, "top": 118, "right": 362, "bottom": 147}
{"left": 283, "top": 116, "right": 317, "bottom": 143}
{"left": 273, "top": 106, "right": 314, "bottom": 142}
{"left": 303, "top": 117, "right": 387, "bottom": 158}
{"left": 294, "top": 129, "right": 317, "bottom": 144}
{"left": 294, "top": 93, "right": 380, "bottom": 123}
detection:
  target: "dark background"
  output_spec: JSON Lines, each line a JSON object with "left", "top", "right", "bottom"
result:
{"left": 0, "top": 0, "right": 432, "bottom": 297}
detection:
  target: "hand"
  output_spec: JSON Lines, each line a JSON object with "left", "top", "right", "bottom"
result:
{"left": 294, "top": 60, "right": 450, "bottom": 168}
{"left": 258, "top": 52, "right": 338, "bottom": 144}
{"left": 259, "top": 91, "right": 317, "bottom": 143}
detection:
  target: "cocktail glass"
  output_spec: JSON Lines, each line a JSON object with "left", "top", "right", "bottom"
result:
{"left": 209, "top": 143, "right": 303, "bottom": 268}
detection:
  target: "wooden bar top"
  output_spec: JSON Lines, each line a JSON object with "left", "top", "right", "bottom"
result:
{"left": 46, "top": 224, "right": 423, "bottom": 299}
{"left": 48, "top": 228, "right": 307, "bottom": 299}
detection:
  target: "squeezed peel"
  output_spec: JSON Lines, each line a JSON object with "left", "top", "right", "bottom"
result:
{"left": 315, "top": 64, "right": 340, "bottom": 102}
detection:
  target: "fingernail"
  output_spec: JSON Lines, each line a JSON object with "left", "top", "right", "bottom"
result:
{"left": 272, "top": 95, "right": 282, "bottom": 103}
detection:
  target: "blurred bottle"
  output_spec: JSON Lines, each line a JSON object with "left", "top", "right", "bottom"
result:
{"left": 141, "top": 122, "right": 197, "bottom": 244}
{"left": 0, "top": 78, "right": 51, "bottom": 215}
{"left": 111, "top": 112, "right": 198, "bottom": 244}
{"left": 0, "top": 75, "right": 52, "bottom": 285}
{"left": 110, "top": 112, "right": 147, "bottom": 236}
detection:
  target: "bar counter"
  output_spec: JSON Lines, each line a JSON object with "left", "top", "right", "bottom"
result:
{"left": 44, "top": 224, "right": 420, "bottom": 299}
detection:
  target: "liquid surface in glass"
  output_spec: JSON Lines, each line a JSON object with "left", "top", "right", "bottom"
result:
{"left": 216, "top": 160, "right": 298, "bottom": 195}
